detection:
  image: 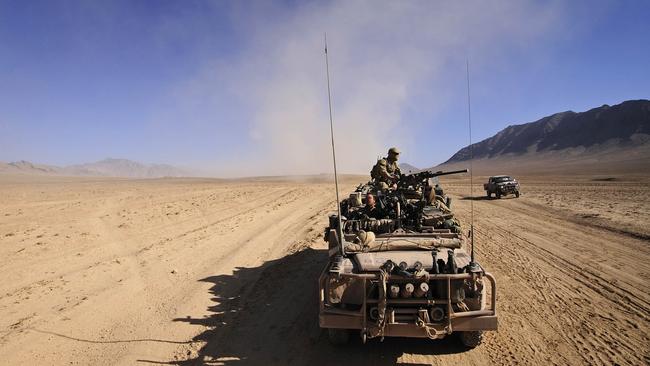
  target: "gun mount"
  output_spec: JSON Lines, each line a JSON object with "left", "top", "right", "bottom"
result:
{"left": 397, "top": 169, "right": 468, "bottom": 190}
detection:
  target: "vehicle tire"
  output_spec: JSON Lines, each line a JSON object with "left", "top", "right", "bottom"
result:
{"left": 459, "top": 331, "right": 483, "bottom": 349}
{"left": 496, "top": 191, "right": 501, "bottom": 199}
{"left": 327, "top": 328, "right": 350, "bottom": 345}
{"left": 515, "top": 191, "right": 520, "bottom": 198}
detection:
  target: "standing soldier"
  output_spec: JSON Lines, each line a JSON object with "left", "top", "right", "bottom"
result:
{"left": 371, "top": 147, "right": 402, "bottom": 189}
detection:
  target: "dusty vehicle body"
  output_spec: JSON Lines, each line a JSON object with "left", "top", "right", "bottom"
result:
{"left": 319, "top": 170, "right": 498, "bottom": 347}
{"left": 484, "top": 175, "right": 520, "bottom": 198}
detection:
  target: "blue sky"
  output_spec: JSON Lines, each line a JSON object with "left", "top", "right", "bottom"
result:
{"left": 0, "top": 0, "right": 648, "bottom": 176}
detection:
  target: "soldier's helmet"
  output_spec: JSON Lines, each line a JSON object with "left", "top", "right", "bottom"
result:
{"left": 388, "top": 147, "right": 400, "bottom": 155}
{"left": 378, "top": 159, "right": 387, "bottom": 166}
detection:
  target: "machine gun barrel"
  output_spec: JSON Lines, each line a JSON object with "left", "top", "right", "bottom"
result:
{"left": 402, "top": 168, "right": 468, "bottom": 180}
{"left": 423, "top": 169, "right": 468, "bottom": 178}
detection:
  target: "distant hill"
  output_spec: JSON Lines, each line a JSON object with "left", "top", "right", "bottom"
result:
{"left": 436, "top": 99, "right": 650, "bottom": 174}
{"left": 398, "top": 163, "right": 420, "bottom": 174}
{"left": 0, "top": 158, "right": 191, "bottom": 178}
{"left": 64, "top": 158, "right": 189, "bottom": 178}
{"left": 0, "top": 160, "right": 61, "bottom": 174}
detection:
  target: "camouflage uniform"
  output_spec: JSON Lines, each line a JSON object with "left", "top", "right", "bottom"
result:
{"left": 371, "top": 147, "right": 402, "bottom": 188}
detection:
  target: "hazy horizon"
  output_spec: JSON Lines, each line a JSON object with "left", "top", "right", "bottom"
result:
{"left": 1, "top": 1, "right": 649, "bottom": 177}
{"left": 4, "top": 95, "right": 648, "bottom": 178}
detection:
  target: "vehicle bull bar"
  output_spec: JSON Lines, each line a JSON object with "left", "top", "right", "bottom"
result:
{"left": 318, "top": 269, "right": 498, "bottom": 339}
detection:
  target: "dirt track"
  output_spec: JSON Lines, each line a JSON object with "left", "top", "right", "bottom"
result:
{"left": 0, "top": 176, "right": 648, "bottom": 365}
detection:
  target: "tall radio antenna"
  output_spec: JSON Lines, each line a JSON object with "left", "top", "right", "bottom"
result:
{"left": 324, "top": 34, "right": 345, "bottom": 255}
{"left": 466, "top": 59, "right": 479, "bottom": 271}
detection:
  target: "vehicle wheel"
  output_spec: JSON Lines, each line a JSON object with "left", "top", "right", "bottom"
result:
{"left": 459, "top": 331, "right": 483, "bottom": 348}
{"left": 328, "top": 328, "right": 350, "bottom": 345}
{"left": 515, "top": 191, "right": 520, "bottom": 198}
{"left": 496, "top": 191, "right": 501, "bottom": 199}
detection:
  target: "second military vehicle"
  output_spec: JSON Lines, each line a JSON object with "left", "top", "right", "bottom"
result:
{"left": 484, "top": 175, "right": 520, "bottom": 198}
{"left": 319, "top": 170, "right": 498, "bottom": 348}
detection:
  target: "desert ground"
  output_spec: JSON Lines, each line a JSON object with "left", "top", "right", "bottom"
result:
{"left": 0, "top": 173, "right": 649, "bottom": 365}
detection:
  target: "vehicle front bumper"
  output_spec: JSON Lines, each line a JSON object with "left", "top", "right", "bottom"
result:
{"left": 318, "top": 270, "right": 498, "bottom": 339}
{"left": 498, "top": 185, "right": 519, "bottom": 194}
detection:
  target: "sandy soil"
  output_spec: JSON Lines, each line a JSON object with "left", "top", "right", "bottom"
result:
{"left": 512, "top": 177, "right": 650, "bottom": 240}
{"left": 0, "top": 174, "right": 648, "bottom": 365}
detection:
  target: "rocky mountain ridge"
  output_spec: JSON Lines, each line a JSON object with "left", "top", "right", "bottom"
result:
{"left": 444, "top": 99, "right": 649, "bottom": 164}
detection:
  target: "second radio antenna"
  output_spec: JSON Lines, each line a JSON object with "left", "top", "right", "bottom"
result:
{"left": 324, "top": 34, "right": 345, "bottom": 256}
{"left": 466, "top": 59, "right": 480, "bottom": 272}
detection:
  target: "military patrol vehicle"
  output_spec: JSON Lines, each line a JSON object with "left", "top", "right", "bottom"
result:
{"left": 484, "top": 175, "right": 520, "bottom": 198}
{"left": 319, "top": 169, "right": 498, "bottom": 348}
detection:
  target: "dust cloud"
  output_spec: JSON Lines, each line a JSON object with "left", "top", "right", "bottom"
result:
{"left": 176, "top": 1, "right": 567, "bottom": 177}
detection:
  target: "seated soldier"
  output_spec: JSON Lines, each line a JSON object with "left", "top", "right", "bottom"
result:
{"left": 363, "top": 193, "right": 385, "bottom": 219}
{"left": 370, "top": 147, "right": 402, "bottom": 190}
